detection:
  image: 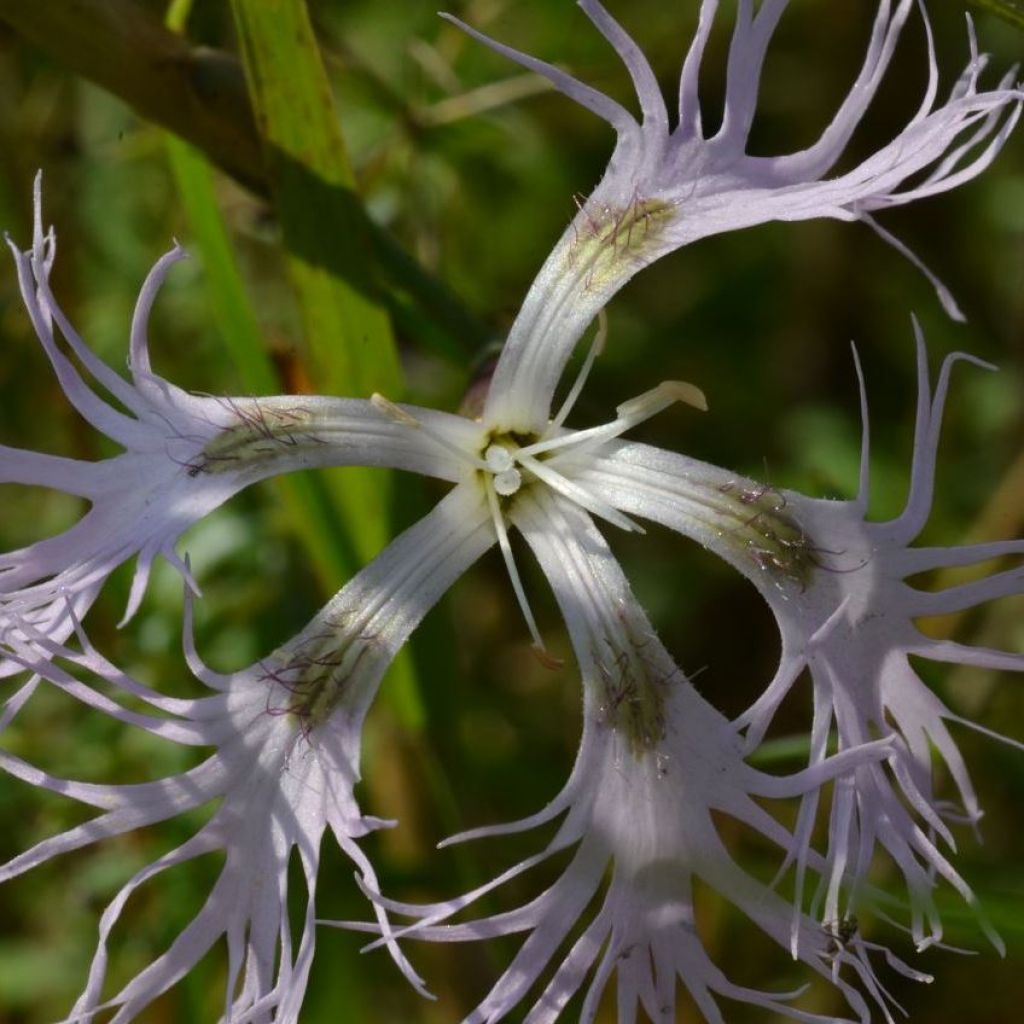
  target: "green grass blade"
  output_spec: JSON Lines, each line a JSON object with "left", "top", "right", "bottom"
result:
{"left": 228, "top": 0, "right": 399, "bottom": 571}
{"left": 163, "top": 1, "right": 357, "bottom": 594}
{"left": 228, "top": 0, "right": 400, "bottom": 397}
{"left": 228, "top": 0, "right": 430, "bottom": 728}
{"left": 165, "top": 141, "right": 275, "bottom": 393}
{"left": 0, "top": 0, "right": 488, "bottom": 362}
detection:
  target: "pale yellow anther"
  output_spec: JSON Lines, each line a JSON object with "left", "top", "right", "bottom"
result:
{"left": 615, "top": 380, "right": 708, "bottom": 420}
{"left": 370, "top": 392, "right": 419, "bottom": 427}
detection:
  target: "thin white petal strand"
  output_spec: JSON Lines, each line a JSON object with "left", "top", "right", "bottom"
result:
{"left": 717, "top": 0, "right": 789, "bottom": 149}
{"left": 439, "top": 12, "right": 635, "bottom": 131}
{"left": 755, "top": 0, "right": 917, "bottom": 182}
{"left": 577, "top": 0, "right": 668, "bottom": 131}
{"left": 0, "top": 444, "right": 101, "bottom": 497}
{"left": 677, "top": 0, "right": 720, "bottom": 137}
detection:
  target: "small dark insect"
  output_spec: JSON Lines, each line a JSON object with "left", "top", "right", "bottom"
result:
{"left": 826, "top": 915, "right": 859, "bottom": 955}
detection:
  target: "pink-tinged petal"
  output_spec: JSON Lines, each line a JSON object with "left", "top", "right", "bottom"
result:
{"left": 717, "top": 0, "right": 788, "bottom": 148}
{"left": 67, "top": 822, "right": 223, "bottom": 1020}
{"left": 29, "top": 191, "right": 152, "bottom": 420}
{"left": 463, "top": 840, "right": 609, "bottom": 1024}
{"left": 888, "top": 331, "right": 996, "bottom": 542}
{"left": 2, "top": 185, "right": 487, "bottom": 669}
{"left": 677, "top": 0, "right": 720, "bottom": 136}
{"left": 574, "top": 327, "right": 1022, "bottom": 950}
{"left": 757, "top": 0, "right": 917, "bottom": 182}
{"left": 2, "top": 485, "right": 493, "bottom": 1019}
{"left": 439, "top": 13, "right": 635, "bottom": 132}
{"left": 918, "top": 637, "right": 1024, "bottom": 672}
{"left": 0, "top": 445, "right": 100, "bottom": 497}
{"left": 0, "top": 637, "right": 219, "bottom": 745}
{"left": 897, "top": 537, "right": 1024, "bottom": 573}
{"left": 127, "top": 243, "right": 189, "bottom": 381}
{"left": 860, "top": 215, "right": 964, "bottom": 321}
{"left": 6, "top": 237, "right": 139, "bottom": 447}
{"left": 351, "top": 841, "right": 574, "bottom": 946}
{"left": 350, "top": 494, "right": 902, "bottom": 1022}
{"left": 0, "top": 672, "right": 39, "bottom": 729}
{"left": 0, "top": 754, "right": 230, "bottom": 881}
{"left": 577, "top": 0, "right": 668, "bottom": 131}
{"left": 523, "top": 895, "right": 614, "bottom": 1024}
{"left": 467, "top": 1, "right": 1020, "bottom": 430}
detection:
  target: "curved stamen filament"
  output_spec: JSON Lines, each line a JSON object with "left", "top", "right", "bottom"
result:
{"left": 516, "top": 453, "right": 643, "bottom": 534}
{"left": 484, "top": 478, "right": 547, "bottom": 653}
{"left": 520, "top": 379, "right": 708, "bottom": 459}
{"left": 551, "top": 308, "right": 608, "bottom": 429}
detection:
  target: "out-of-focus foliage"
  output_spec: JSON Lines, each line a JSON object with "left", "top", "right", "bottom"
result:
{"left": 971, "top": 0, "right": 1024, "bottom": 30}
{"left": 0, "top": 1, "right": 1022, "bottom": 1022}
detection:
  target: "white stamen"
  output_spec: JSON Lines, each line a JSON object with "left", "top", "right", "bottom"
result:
{"left": 371, "top": 392, "right": 489, "bottom": 471}
{"left": 617, "top": 380, "right": 708, "bottom": 420}
{"left": 519, "top": 379, "right": 708, "bottom": 459}
{"left": 484, "top": 478, "right": 546, "bottom": 652}
{"left": 551, "top": 308, "right": 608, "bottom": 429}
{"left": 516, "top": 453, "right": 644, "bottom": 534}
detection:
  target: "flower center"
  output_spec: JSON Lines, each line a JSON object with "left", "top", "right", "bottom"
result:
{"left": 370, "top": 317, "right": 707, "bottom": 657}
{"left": 477, "top": 378, "right": 707, "bottom": 534}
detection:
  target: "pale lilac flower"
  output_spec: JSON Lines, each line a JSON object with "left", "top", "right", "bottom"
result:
{"left": 2, "top": 196, "right": 907, "bottom": 1021}
{"left": 0, "top": 177, "right": 474, "bottom": 679}
{"left": 454, "top": 0, "right": 1024, "bottom": 432}
{"left": 1, "top": 484, "right": 491, "bottom": 1022}
{"left": 565, "top": 324, "right": 1024, "bottom": 955}
{"left": 1, "top": 1, "right": 1021, "bottom": 1018}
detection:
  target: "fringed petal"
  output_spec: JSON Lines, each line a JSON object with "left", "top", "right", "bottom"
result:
{"left": 466, "top": 0, "right": 1020, "bottom": 430}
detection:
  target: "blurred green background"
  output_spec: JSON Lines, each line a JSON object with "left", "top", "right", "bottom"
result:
{"left": 0, "top": 1, "right": 1022, "bottom": 1021}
